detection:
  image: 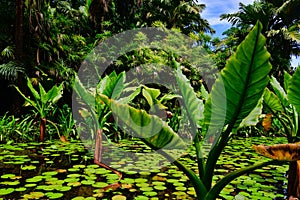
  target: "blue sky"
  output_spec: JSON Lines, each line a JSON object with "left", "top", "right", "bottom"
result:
{"left": 200, "top": 0, "right": 300, "bottom": 67}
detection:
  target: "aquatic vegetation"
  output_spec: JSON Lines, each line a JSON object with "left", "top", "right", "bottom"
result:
{"left": 0, "top": 137, "right": 289, "bottom": 199}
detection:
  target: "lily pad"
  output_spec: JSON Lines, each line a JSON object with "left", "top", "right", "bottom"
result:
{"left": 21, "top": 165, "right": 36, "bottom": 170}
{"left": 0, "top": 188, "right": 14, "bottom": 196}
{"left": 112, "top": 195, "right": 126, "bottom": 200}
{"left": 45, "top": 192, "right": 64, "bottom": 199}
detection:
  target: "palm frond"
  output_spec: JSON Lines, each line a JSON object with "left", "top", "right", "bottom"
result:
{"left": 0, "top": 61, "right": 25, "bottom": 81}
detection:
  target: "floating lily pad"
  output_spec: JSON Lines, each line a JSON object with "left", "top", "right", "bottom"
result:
{"left": 26, "top": 176, "right": 43, "bottom": 183}
{"left": 42, "top": 171, "right": 58, "bottom": 176}
{"left": 1, "top": 174, "right": 15, "bottom": 179}
{"left": 45, "top": 192, "right": 64, "bottom": 199}
{"left": 134, "top": 195, "right": 148, "bottom": 200}
{"left": 56, "top": 186, "right": 71, "bottom": 192}
{"left": 73, "top": 164, "right": 86, "bottom": 169}
{"left": 0, "top": 180, "right": 20, "bottom": 186}
{"left": 154, "top": 185, "right": 166, "bottom": 190}
{"left": 72, "top": 197, "right": 85, "bottom": 200}
{"left": 112, "top": 195, "right": 126, "bottom": 200}
{"left": 81, "top": 180, "right": 95, "bottom": 185}
{"left": 143, "top": 191, "right": 157, "bottom": 197}
{"left": 21, "top": 165, "right": 36, "bottom": 170}
{"left": 0, "top": 188, "right": 14, "bottom": 196}
{"left": 24, "top": 183, "right": 37, "bottom": 188}
{"left": 92, "top": 182, "right": 108, "bottom": 188}
{"left": 23, "top": 191, "right": 44, "bottom": 199}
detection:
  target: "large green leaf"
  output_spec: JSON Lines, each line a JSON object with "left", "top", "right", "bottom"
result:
{"left": 14, "top": 85, "right": 39, "bottom": 111}
{"left": 99, "top": 94, "right": 186, "bottom": 150}
{"left": 117, "top": 86, "right": 142, "bottom": 104}
{"left": 175, "top": 67, "right": 204, "bottom": 127}
{"left": 203, "top": 21, "right": 271, "bottom": 133}
{"left": 284, "top": 71, "right": 292, "bottom": 92}
{"left": 26, "top": 78, "right": 40, "bottom": 100}
{"left": 39, "top": 83, "right": 47, "bottom": 105}
{"left": 203, "top": 21, "right": 272, "bottom": 190}
{"left": 73, "top": 75, "right": 95, "bottom": 107}
{"left": 97, "top": 71, "right": 125, "bottom": 99}
{"left": 263, "top": 88, "right": 284, "bottom": 112}
{"left": 287, "top": 67, "right": 300, "bottom": 114}
{"left": 270, "top": 75, "right": 289, "bottom": 107}
{"left": 47, "top": 83, "right": 63, "bottom": 104}
{"left": 237, "top": 95, "right": 263, "bottom": 130}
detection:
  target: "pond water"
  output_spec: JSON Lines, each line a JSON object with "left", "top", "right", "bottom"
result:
{"left": 0, "top": 136, "right": 288, "bottom": 199}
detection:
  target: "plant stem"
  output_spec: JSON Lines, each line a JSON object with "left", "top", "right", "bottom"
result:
{"left": 39, "top": 117, "right": 46, "bottom": 142}
{"left": 203, "top": 127, "right": 231, "bottom": 190}
{"left": 157, "top": 149, "right": 207, "bottom": 199}
{"left": 47, "top": 119, "right": 61, "bottom": 138}
{"left": 205, "top": 160, "right": 280, "bottom": 200}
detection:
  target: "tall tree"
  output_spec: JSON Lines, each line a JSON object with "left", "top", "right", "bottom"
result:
{"left": 220, "top": 0, "right": 300, "bottom": 81}
{"left": 15, "top": 0, "right": 25, "bottom": 61}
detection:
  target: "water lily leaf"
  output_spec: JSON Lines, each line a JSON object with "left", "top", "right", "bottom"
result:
{"left": 23, "top": 191, "right": 44, "bottom": 199}
{"left": 21, "top": 165, "right": 36, "bottom": 170}
{"left": 112, "top": 195, "right": 127, "bottom": 200}
{"left": 45, "top": 192, "right": 64, "bottom": 199}
{"left": 1, "top": 174, "right": 15, "bottom": 179}
{"left": 0, "top": 188, "right": 14, "bottom": 196}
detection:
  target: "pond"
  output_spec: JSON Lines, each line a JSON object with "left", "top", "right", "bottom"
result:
{"left": 0, "top": 136, "right": 288, "bottom": 199}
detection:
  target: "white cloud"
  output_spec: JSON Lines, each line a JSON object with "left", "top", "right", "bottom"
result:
{"left": 291, "top": 55, "right": 300, "bottom": 68}
{"left": 201, "top": 0, "right": 254, "bottom": 26}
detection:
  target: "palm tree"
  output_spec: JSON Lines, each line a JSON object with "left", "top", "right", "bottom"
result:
{"left": 221, "top": 0, "right": 300, "bottom": 81}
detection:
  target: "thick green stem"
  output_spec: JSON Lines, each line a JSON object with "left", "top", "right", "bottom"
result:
{"left": 203, "top": 127, "right": 231, "bottom": 190}
{"left": 194, "top": 134, "right": 205, "bottom": 179}
{"left": 157, "top": 149, "right": 208, "bottom": 199}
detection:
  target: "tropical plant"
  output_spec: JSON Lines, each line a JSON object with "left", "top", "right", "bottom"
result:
{"left": 220, "top": 0, "right": 300, "bottom": 81}
{"left": 76, "top": 21, "right": 280, "bottom": 199}
{"left": 55, "top": 104, "right": 77, "bottom": 139}
{"left": 14, "top": 78, "right": 63, "bottom": 142}
{"left": 0, "top": 112, "right": 38, "bottom": 143}
{"left": 257, "top": 68, "right": 300, "bottom": 199}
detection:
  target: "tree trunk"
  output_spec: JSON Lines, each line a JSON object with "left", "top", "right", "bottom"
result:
{"left": 287, "top": 160, "right": 300, "bottom": 199}
{"left": 94, "top": 129, "right": 122, "bottom": 179}
{"left": 94, "top": 129, "right": 103, "bottom": 162}
{"left": 39, "top": 117, "right": 46, "bottom": 142}
{"left": 15, "top": 0, "right": 24, "bottom": 60}
{"left": 11, "top": 0, "right": 25, "bottom": 115}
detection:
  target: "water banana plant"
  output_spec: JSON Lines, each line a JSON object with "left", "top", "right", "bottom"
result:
{"left": 255, "top": 67, "right": 300, "bottom": 199}
{"left": 89, "top": 21, "right": 281, "bottom": 199}
{"left": 14, "top": 78, "right": 63, "bottom": 142}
